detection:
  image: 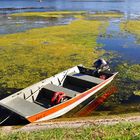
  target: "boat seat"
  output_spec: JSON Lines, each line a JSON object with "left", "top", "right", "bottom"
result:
{"left": 66, "top": 72, "right": 104, "bottom": 88}
{"left": 41, "top": 84, "right": 79, "bottom": 98}
{"left": 5, "top": 97, "right": 46, "bottom": 117}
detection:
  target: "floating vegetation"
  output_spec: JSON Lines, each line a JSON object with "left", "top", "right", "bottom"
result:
{"left": 12, "top": 11, "right": 124, "bottom": 20}
{"left": 12, "top": 11, "right": 86, "bottom": 18}
{"left": 0, "top": 18, "right": 106, "bottom": 94}
{"left": 115, "top": 63, "right": 140, "bottom": 101}
{"left": 117, "top": 63, "right": 140, "bottom": 81}
{"left": 121, "top": 21, "right": 140, "bottom": 44}
{"left": 87, "top": 12, "right": 123, "bottom": 19}
{"left": 134, "top": 90, "right": 140, "bottom": 96}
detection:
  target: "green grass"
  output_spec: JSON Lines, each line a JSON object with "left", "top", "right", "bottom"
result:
{"left": 1, "top": 122, "right": 140, "bottom": 140}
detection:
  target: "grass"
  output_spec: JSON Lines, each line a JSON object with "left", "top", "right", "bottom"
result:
{"left": 0, "top": 17, "right": 107, "bottom": 94}
{"left": 1, "top": 122, "right": 140, "bottom": 139}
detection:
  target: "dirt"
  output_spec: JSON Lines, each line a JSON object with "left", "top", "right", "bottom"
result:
{"left": 1, "top": 115, "right": 140, "bottom": 133}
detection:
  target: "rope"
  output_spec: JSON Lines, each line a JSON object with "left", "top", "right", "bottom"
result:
{"left": 0, "top": 114, "right": 11, "bottom": 125}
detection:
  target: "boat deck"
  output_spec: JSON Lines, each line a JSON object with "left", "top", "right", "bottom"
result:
{"left": 1, "top": 97, "right": 46, "bottom": 117}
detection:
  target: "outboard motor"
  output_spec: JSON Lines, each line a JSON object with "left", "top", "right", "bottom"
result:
{"left": 93, "top": 58, "right": 110, "bottom": 73}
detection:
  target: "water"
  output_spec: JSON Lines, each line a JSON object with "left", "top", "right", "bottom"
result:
{"left": 0, "top": 0, "right": 140, "bottom": 16}
{"left": 0, "top": 15, "right": 74, "bottom": 34}
{"left": 98, "top": 20, "right": 140, "bottom": 64}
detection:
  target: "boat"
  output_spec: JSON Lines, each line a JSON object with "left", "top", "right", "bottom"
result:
{"left": 0, "top": 64, "right": 118, "bottom": 125}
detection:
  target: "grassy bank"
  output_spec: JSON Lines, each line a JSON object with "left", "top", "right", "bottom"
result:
{"left": 1, "top": 122, "right": 140, "bottom": 139}
{"left": 0, "top": 15, "right": 107, "bottom": 94}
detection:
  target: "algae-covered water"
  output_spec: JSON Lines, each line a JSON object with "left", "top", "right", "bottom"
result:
{"left": 98, "top": 19, "right": 140, "bottom": 64}
{"left": 0, "top": 0, "right": 140, "bottom": 116}
{"left": 0, "top": 0, "right": 140, "bottom": 63}
{"left": 0, "top": 15, "right": 74, "bottom": 34}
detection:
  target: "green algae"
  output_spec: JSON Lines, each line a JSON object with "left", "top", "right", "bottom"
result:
{"left": 0, "top": 18, "right": 106, "bottom": 94}
{"left": 0, "top": 11, "right": 128, "bottom": 102}
{"left": 12, "top": 11, "right": 124, "bottom": 20}
{"left": 117, "top": 63, "right": 140, "bottom": 81}
{"left": 12, "top": 11, "right": 86, "bottom": 18}
{"left": 134, "top": 90, "right": 140, "bottom": 96}
{"left": 114, "top": 63, "right": 140, "bottom": 101}
{"left": 121, "top": 20, "right": 140, "bottom": 44}
{"left": 86, "top": 12, "right": 123, "bottom": 19}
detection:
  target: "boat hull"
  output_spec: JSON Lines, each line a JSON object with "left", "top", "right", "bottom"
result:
{"left": 27, "top": 73, "right": 117, "bottom": 123}
{"left": 62, "top": 81, "right": 117, "bottom": 117}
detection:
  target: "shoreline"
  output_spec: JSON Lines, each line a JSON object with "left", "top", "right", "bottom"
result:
{"left": 1, "top": 114, "right": 140, "bottom": 133}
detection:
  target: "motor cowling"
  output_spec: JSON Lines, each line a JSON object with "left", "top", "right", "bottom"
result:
{"left": 93, "top": 58, "right": 110, "bottom": 72}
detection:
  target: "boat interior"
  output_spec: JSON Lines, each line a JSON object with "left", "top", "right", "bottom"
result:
{"left": 36, "top": 66, "right": 113, "bottom": 104}
{"left": 0, "top": 66, "right": 114, "bottom": 119}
